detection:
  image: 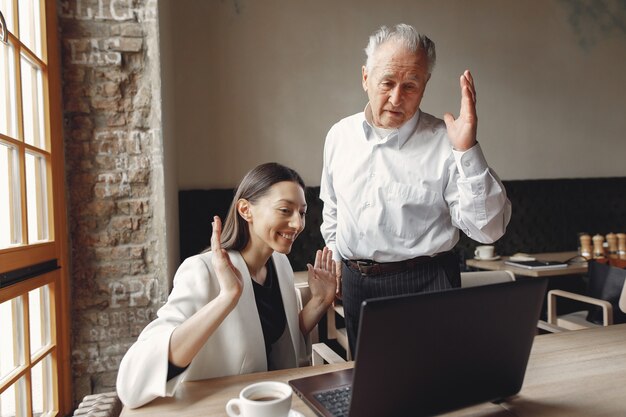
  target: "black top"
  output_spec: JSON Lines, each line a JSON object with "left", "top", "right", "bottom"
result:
{"left": 252, "top": 258, "right": 287, "bottom": 368}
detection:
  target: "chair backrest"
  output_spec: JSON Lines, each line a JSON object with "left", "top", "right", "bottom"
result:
{"left": 586, "top": 261, "right": 626, "bottom": 324}
{"left": 461, "top": 270, "right": 516, "bottom": 288}
{"left": 294, "top": 283, "right": 318, "bottom": 343}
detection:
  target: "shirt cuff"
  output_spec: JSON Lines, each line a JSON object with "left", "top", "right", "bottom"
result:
{"left": 452, "top": 142, "right": 489, "bottom": 179}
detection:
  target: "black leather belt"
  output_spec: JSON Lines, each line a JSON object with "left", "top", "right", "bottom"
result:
{"left": 346, "top": 253, "right": 445, "bottom": 276}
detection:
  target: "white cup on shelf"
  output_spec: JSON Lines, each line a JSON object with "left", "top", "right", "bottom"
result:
{"left": 474, "top": 245, "right": 495, "bottom": 260}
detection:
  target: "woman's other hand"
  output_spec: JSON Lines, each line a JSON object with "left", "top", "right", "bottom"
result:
{"left": 307, "top": 247, "right": 337, "bottom": 306}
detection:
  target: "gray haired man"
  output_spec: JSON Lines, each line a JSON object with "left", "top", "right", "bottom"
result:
{"left": 320, "top": 23, "right": 511, "bottom": 353}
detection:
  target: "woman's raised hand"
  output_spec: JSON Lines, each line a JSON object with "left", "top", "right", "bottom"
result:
{"left": 210, "top": 216, "right": 244, "bottom": 299}
{"left": 307, "top": 247, "right": 337, "bottom": 306}
{"left": 167, "top": 216, "right": 244, "bottom": 367}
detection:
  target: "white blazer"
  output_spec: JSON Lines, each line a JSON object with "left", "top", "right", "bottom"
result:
{"left": 116, "top": 251, "right": 308, "bottom": 408}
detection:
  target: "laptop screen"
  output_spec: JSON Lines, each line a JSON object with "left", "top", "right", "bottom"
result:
{"left": 291, "top": 278, "right": 548, "bottom": 417}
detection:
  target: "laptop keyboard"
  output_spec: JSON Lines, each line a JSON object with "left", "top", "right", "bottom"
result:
{"left": 314, "top": 386, "right": 352, "bottom": 417}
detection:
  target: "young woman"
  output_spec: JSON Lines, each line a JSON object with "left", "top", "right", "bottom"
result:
{"left": 117, "top": 163, "right": 337, "bottom": 408}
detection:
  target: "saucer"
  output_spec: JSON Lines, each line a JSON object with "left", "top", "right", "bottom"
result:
{"left": 289, "top": 410, "right": 305, "bottom": 417}
{"left": 474, "top": 255, "right": 500, "bottom": 261}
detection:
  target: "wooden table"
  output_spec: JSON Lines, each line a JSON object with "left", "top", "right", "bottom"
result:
{"left": 501, "top": 324, "right": 626, "bottom": 416}
{"left": 120, "top": 324, "right": 626, "bottom": 417}
{"left": 466, "top": 251, "right": 587, "bottom": 277}
{"left": 119, "top": 364, "right": 507, "bottom": 417}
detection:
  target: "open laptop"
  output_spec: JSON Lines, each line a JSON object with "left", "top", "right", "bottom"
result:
{"left": 289, "top": 278, "right": 547, "bottom": 417}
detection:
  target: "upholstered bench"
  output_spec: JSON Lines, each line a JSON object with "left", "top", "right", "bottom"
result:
{"left": 180, "top": 177, "right": 626, "bottom": 271}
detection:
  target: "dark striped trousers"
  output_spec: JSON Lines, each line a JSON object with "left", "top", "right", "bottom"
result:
{"left": 341, "top": 251, "right": 461, "bottom": 355}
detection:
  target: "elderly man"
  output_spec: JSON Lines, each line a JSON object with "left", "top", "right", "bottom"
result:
{"left": 320, "top": 23, "right": 511, "bottom": 353}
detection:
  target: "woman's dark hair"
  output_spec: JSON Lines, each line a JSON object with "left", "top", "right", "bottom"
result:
{"left": 216, "top": 162, "right": 305, "bottom": 252}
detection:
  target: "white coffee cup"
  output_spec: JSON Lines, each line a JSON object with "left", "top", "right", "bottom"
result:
{"left": 225, "top": 381, "right": 292, "bottom": 417}
{"left": 474, "top": 245, "right": 495, "bottom": 259}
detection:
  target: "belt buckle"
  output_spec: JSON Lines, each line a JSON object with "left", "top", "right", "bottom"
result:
{"left": 356, "top": 260, "right": 375, "bottom": 276}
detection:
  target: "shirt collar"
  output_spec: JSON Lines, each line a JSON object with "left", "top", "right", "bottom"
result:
{"left": 362, "top": 103, "right": 420, "bottom": 149}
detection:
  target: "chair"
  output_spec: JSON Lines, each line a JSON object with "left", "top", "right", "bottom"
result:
{"left": 73, "top": 392, "right": 121, "bottom": 416}
{"left": 326, "top": 303, "right": 351, "bottom": 361}
{"left": 460, "top": 270, "right": 515, "bottom": 287}
{"left": 539, "top": 261, "right": 626, "bottom": 333}
{"left": 294, "top": 282, "right": 346, "bottom": 366}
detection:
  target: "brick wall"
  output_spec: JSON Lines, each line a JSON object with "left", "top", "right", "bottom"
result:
{"left": 57, "top": 0, "right": 167, "bottom": 404}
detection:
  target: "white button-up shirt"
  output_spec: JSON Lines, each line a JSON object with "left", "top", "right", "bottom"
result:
{"left": 320, "top": 106, "right": 511, "bottom": 263}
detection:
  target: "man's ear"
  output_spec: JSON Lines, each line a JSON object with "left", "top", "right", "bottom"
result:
{"left": 237, "top": 199, "right": 252, "bottom": 223}
{"left": 362, "top": 65, "right": 368, "bottom": 91}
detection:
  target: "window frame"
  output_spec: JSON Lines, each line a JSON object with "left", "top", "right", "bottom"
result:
{"left": 0, "top": 0, "right": 71, "bottom": 415}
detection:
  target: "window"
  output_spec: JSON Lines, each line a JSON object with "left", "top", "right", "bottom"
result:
{"left": 1, "top": 275, "right": 57, "bottom": 417}
{"left": 0, "top": 1, "right": 70, "bottom": 416}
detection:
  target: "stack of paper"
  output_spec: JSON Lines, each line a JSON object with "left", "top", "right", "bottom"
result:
{"left": 504, "top": 260, "right": 568, "bottom": 270}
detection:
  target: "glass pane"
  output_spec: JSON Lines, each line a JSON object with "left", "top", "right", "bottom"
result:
{"left": 0, "top": 376, "right": 27, "bottom": 417}
{"left": 0, "top": 379, "right": 16, "bottom": 417}
{"left": 28, "top": 287, "right": 41, "bottom": 354}
{"left": 0, "top": 40, "right": 17, "bottom": 138}
{"left": 12, "top": 296, "right": 26, "bottom": 367}
{"left": 0, "top": 0, "right": 15, "bottom": 34}
{"left": 20, "top": 55, "right": 45, "bottom": 149}
{"left": 0, "top": 299, "right": 17, "bottom": 380}
{"left": 0, "top": 299, "right": 27, "bottom": 416}
{"left": 0, "top": 142, "right": 12, "bottom": 247}
{"left": 17, "top": 0, "right": 42, "bottom": 57}
{"left": 31, "top": 355, "right": 52, "bottom": 416}
{"left": 0, "top": 141, "right": 22, "bottom": 248}
{"left": 25, "top": 151, "right": 48, "bottom": 243}
{"left": 28, "top": 285, "right": 50, "bottom": 355}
